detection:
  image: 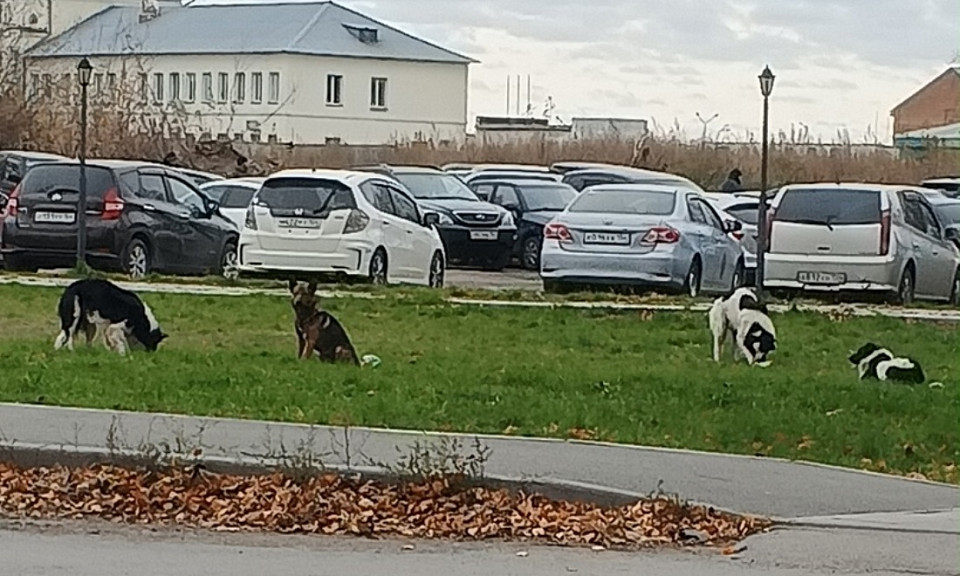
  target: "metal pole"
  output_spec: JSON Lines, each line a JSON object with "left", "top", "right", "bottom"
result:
{"left": 755, "top": 94, "right": 770, "bottom": 299}
{"left": 77, "top": 81, "right": 89, "bottom": 270}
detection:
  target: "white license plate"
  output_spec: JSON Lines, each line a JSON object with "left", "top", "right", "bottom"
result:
{"left": 797, "top": 271, "right": 846, "bottom": 285}
{"left": 469, "top": 230, "right": 498, "bottom": 241}
{"left": 584, "top": 232, "right": 630, "bottom": 245}
{"left": 277, "top": 218, "right": 321, "bottom": 229}
{"left": 34, "top": 211, "right": 76, "bottom": 224}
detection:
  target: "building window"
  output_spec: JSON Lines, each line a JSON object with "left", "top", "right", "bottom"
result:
{"left": 251, "top": 72, "right": 262, "bottom": 103}
{"left": 326, "top": 74, "right": 342, "bottom": 106}
{"left": 217, "top": 72, "right": 228, "bottom": 103}
{"left": 233, "top": 72, "right": 245, "bottom": 103}
{"left": 139, "top": 73, "right": 149, "bottom": 102}
{"left": 40, "top": 73, "right": 51, "bottom": 98}
{"left": 202, "top": 73, "right": 213, "bottom": 102}
{"left": 29, "top": 73, "right": 39, "bottom": 99}
{"left": 152, "top": 72, "right": 164, "bottom": 103}
{"left": 106, "top": 73, "right": 116, "bottom": 100}
{"left": 184, "top": 73, "right": 196, "bottom": 103}
{"left": 169, "top": 72, "right": 180, "bottom": 102}
{"left": 370, "top": 77, "right": 387, "bottom": 109}
{"left": 267, "top": 72, "right": 280, "bottom": 104}
{"left": 93, "top": 73, "right": 103, "bottom": 100}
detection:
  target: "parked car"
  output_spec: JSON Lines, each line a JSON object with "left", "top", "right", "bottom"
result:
{"left": 703, "top": 192, "right": 760, "bottom": 284}
{"left": 237, "top": 169, "right": 446, "bottom": 287}
{"left": 463, "top": 170, "right": 560, "bottom": 188}
{"left": 539, "top": 184, "right": 745, "bottom": 295}
{"left": 1, "top": 150, "right": 70, "bottom": 210}
{"left": 440, "top": 163, "right": 477, "bottom": 179}
{"left": 199, "top": 177, "right": 265, "bottom": 230}
{"left": 764, "top": 184, "right": 960, "bottom": 305}
{"left": 467, "top": 179, "right": 577, "bottom": 269}
{"left": 1, "top": 160, "right": 239, "bottom": 278}
{"left": 920, "top": 177, "right": 960, "bottom": 198}
{"left": 170, "top": 167, "right": 225, "bottom": 187}
{"left": 549, "top": 161, "right": 622, "bottom": 174}
{"left": 465, "top": 164, "right": 553, "bottom": 175}
{"left": 353, "top": 165, "right": 516, "bottom": 270}
{"left": 561, "top": 167, "right": 703, "bottom": 193}
{"left": 926, "top": 195, "right": 960, "bottom": 249}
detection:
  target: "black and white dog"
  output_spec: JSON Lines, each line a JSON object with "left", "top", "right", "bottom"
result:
{"left": 848, "top": 343, "right": 925, "bottom": 384}
{"left": 708, "top": 287, "right": 777, "bottom": 366}
{"left": 54, "top": 279, "right": 167, "bottom": 355}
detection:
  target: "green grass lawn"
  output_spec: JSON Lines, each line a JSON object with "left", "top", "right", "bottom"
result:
{"left": 0, "top": 284, "right": 956, "bottom": 483}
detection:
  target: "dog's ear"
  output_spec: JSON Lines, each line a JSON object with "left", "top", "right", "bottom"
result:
{"left": 288, "top": 279, "right": 298, "bottom": 293}
{"left": 307, "top": 281, "right": 318, "bottom": 295}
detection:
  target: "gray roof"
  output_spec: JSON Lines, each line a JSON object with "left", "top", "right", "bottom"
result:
{"left": 25, "top": 1, "right": 475, "bottom": 64}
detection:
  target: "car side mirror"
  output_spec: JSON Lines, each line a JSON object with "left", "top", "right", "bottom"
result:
{"left": 422, "top": 212, "right": 439, "bottom": 228}
{"left": 723, "top": 219, "right": 743, "bottom": 233}
{"left": 945, "top": 226, "right": 959, "bottom": 242}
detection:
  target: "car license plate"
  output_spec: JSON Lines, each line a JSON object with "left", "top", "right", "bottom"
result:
{"left": 584, "top": 232, "right": 630, "bottom": 245}
{"left": 34, "top": 211, "right": 75, "bottom": 224}
{"left": 277, "top": 218, "right": 321, "bottom": 229}
{"left": 469, "top": 230, "right": 498, "bottom": 241}
{"left": 797, "top": 271, "right": 846, "bottom": 285}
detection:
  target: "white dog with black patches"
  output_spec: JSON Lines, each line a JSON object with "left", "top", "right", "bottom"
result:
{"left": 708, "top": 287, "right": 777, "bottom": 366}
{"left": 847, "top": 343, "right": 925, "bottom": 384}
{"left": 54, "top": 279, "right": 167, "bottom": 355}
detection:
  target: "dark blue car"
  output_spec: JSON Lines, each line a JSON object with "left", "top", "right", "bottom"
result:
{"left": 468, "top": 179, "right": 577, "bottom": 270}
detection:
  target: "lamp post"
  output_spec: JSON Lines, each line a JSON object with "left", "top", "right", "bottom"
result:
{"left": 76, "top": 57, "right": 93, "bottom": 271}
{"left": 755, "top": 65, "right": 775, "bottom": 299}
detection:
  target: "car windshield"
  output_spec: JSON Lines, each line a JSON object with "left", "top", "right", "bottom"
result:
{"left": 724, "top": 204, "right": 759, "bottom": 225}
{"left": 521, "top": 184, "right": 576, "bottom": 211}
{"left": 935, "top": 203, "right": 960, "bottom": 225}
{"left": 568, "top": 188, "right": 676, "bottom": 215}
{"left": 257, "top": 177, "right": 356, "bottom": 213}
{"left": 775, "top": 189, "right": 881, "bottom": 226}
{"left": 392, "top": 173, "right": 478, "bottom": 201}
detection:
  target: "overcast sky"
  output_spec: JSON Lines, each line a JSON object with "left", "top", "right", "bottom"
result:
{"left": 196, "top": 0, "right": 960, "bottom": 142}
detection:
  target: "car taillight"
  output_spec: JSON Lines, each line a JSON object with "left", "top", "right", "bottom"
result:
{"left": 101, "top": 187, "right": 123, "bottom": 220}
{"left": 544, "top": 223, "right": 572, "bottom": 242}
{"left": 880, "top": 209, "right": 891, "bottom": 255}
{"left": 731, "top": 230, "right": 744, "bottom": 241}
{"left": 244, "top": 205, "right": 258, "bottom": 230}
{"left": 641, "top": 226, "right": 680, "bottom": 244}
{"left": 343, "top": 209, "right": 370, "bottom": 233}
{"left": 5, "top": 184, "right": 20, "bottom": 217}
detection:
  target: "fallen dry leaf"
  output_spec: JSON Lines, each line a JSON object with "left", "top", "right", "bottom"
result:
{"left": 0, "top": 463, "right": 771, "bottom": 550}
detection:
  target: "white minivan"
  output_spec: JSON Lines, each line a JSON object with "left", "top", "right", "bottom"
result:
{"left": 237, "top": 169, "right": 446, "bottom": 287}
{"left": 764, "top": 183, "right": 960, "bottom": 305}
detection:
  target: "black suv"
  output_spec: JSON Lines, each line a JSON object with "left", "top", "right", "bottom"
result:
{"left": 353, "top": 165, "right": 516, "bottom": 270}
{"left": 0, "top": 150, "right": 70, "bottom": 210}
{"left": 1, "top": 160, "right": 239, "bottom": 277}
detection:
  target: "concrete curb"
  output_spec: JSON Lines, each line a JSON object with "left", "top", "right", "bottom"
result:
{"left": 2, "top": 275, "right": 957, "bottom": 321}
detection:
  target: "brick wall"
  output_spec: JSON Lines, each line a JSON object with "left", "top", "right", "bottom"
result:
{"left": 893, "top": 70, "right": 960, "bottom": 135}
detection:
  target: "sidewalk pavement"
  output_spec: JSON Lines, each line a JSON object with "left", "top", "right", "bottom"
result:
{"left": 1, "top": 275, "right": 958, "bottom": 322}
{"left": 0, "top": 403, "right": 955, "bottom": 523}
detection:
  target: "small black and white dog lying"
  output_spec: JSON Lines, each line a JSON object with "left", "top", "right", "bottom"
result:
{"left": 54, "top": 279, "right": 167, "bottom": 355}
{"left": 848, "top": 343, "right": 925, "bottom": 384}
{"left": 708, "top": 287, "right": 777, "bottom": 366}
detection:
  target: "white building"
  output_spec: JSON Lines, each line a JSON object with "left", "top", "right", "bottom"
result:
{"left": 17, "top": 1, "right": 475, "bottom": 145}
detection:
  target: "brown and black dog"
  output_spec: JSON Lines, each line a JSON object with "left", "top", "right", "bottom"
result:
{"left": 288, "top": 280, "right": 360, "bottom": 365}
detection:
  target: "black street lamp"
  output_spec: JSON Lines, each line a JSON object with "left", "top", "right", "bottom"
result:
{"left": 755, "top": 65, "right": 775, "bottom": 298}
{"left": 76, "top": 57, "right": 93, "bottom": 270}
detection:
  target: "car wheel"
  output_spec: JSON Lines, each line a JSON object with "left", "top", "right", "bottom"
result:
{"left": 428, "top": 251, "right": 445, "bottom": 288}
{"left": 219, "top": 241, "right": 238, "bottom": 279}
{"left": 683, "top": 258, "right": 702, "bottom": 298}
{"left": 2, "top": 255, "right": 37, "bottom": 273}
{"left": 123, "top": 238, "right": 151, "bottom": 279}
{"left": 730, "top": 259, "right": 745, "bottom": 292}
{"left": 950, "top": 269, "right": 960, "bottom": 308}
{"left": 521, "top": 236, "right": 541, "bottom": 270}
{"left": 369, "top": 248, "right": 388, "bottom": 285}
{"left": 895, "top": 265, "right": 916, "bottom": 306}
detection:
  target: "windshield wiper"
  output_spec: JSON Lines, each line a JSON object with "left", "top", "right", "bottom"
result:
{"left": 789, "top": 218, "right": 834, "bottom": 231}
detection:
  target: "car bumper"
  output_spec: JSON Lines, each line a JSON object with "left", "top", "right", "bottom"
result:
{"left": 437, "top": 226, "right": 516, "bottom": 265}
{"left": 540, "top": 243, "right": 688, "bottom": 289}
{"left": 237, "top": 237, "right": 375, "bottom": 276}
{"left": 1, "top": 218, "right": 124, "bottom": 268}
{"left": 764, "top": 253, "right": 900, "bottom": 292}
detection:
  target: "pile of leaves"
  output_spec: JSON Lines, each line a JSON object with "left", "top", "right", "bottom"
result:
{"left": 0, "top": 463, "right": 771, "bottom": 548}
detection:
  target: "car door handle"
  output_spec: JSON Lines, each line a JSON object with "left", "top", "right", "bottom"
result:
{"left": 383, "top": 221, "right": 391, "bottom": 227}
{"left": 176, "top": 212, "right": 190, "bottom": 220}
{"left": 143, "top": 204, "right": 156, "bottom": 212}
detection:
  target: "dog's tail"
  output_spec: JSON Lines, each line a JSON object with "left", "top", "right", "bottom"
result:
{"left": 54, "top": 294, "right": 81, "bottom": 350}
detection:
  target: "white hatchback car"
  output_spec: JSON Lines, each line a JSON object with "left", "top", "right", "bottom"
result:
{"left": 200, "top": 177, "right": 265, "bottom": 230}
{"left": 237, "top": 170, "right": 446, "bottom": 287}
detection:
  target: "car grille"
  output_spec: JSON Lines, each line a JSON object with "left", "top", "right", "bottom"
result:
{"left": 453, "top": 211, "right": 502, "bottom": 228}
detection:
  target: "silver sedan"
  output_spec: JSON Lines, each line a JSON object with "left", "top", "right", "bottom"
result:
{"left": 539, "top": 184, "right": 746, "bottom": 295}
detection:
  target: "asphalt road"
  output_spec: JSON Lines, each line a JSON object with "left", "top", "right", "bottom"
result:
{"left": 1, "top": 519, "right": 955, "bottom": 576}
